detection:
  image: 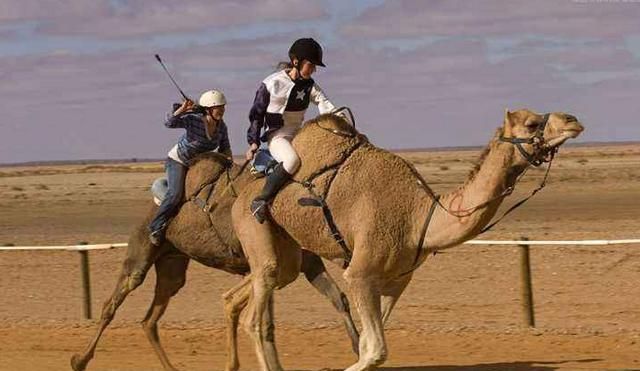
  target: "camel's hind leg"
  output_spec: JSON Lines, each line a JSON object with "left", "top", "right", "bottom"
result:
{"left": 141, "top": 252, "right": 190, "bottom": 371}
{"left": 221, "top": 251, "right": 361, "bottom": 371}
{"left": 70, "top": 236, "right": 161, "bottom": 371}
{"left": 232, "top": 213, "right": 300, "bottom": 371}
{"left": 300, "top": 249, "right": 360, "bottom": 355}
{"left": 246, "top": 269, "right": 284, "bottom": 371}
{"left": 222, "top": 275, "right": 252, "bottom": 371}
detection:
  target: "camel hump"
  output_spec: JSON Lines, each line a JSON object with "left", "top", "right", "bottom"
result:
{"left": 292, "top": 113, "right": 366, "bottom": 181}
{"left": 303, "top": 113, "right": 358, "bottom": 138}
{"left": 185, "top": 152, "right": 232, "bottom": 198}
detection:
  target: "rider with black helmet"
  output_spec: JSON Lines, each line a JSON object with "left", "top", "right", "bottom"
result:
{"left": 245, "top": 38, "right": 336, "bottom": 223}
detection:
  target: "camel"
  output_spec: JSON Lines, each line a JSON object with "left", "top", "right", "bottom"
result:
{"left": 227, "top": 109, "right": 584, "bottom": 371}
{"left": 70, "top": 153, "right": 360, "bottom": 371}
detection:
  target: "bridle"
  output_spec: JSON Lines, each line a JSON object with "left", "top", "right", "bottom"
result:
{"left": 499, "top": 113, "right": 558, "bottom": 167}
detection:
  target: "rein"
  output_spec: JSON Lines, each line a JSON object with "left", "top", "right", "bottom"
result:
{"left": 401, "top": 113, "right": 559, "bottom": 274}
{"left": 311, "top": 107, "right": 358, "bottom": 138}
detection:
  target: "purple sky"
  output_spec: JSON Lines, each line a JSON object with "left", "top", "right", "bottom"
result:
{"left": 1, "top": 0, "right": 640, "bottom": 163}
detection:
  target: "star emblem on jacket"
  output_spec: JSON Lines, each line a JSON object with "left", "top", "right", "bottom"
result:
{"left": 296, "top": 90, "right": 306, "bottom": 100}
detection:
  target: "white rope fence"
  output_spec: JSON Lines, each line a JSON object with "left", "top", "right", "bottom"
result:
{"left": 0, "top": 242, "right": 127, "bottom": 251}
{"left": 2, "top": 239, "right": 639, "bottom": 251}
{"left": 464, "top": 239, "right": 640, "bottom": 246}
{"left": 1, "top": 238, "right": 639, "bottom": 323}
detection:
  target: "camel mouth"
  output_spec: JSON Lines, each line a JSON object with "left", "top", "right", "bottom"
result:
{"left": 545, "top": 129, "right": 581, "bottom": 148}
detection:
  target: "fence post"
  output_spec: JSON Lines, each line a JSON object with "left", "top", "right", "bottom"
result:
{"left": 518, "top": 236, "right": 535, "bottom": 327}
{"left": 78, "top": 241, "right": 92, "bottom": 320}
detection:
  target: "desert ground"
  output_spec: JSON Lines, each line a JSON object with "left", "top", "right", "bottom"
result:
{"left": 0, "top": 143, "right": 639, "bottom": 371}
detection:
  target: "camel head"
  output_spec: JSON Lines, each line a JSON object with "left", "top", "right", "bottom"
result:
{"left": 501, "top": 109, "right": 584, "bottom": 167}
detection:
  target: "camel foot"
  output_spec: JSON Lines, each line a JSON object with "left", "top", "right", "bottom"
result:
{"left": 70, "top": 354, "right": 88, "bottom": 371}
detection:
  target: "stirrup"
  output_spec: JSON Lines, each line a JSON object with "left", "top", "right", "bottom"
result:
{"left": 250, "top": 199, "right": 269, "bottom": 224}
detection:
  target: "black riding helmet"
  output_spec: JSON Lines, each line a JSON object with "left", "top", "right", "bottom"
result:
{"left": 288, "top": 38, "right": 326, "bottom": 67}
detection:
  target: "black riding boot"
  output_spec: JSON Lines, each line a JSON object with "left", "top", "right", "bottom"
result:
{"left": 250, "top": 164, "right": 291, "bottom": 224}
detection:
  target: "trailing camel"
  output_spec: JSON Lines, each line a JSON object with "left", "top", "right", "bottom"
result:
{"left": 70, "top": 153, "right": 359, "bottom": 371}
{"left": 227, "top": 109, "right": 584, "bottom": 371}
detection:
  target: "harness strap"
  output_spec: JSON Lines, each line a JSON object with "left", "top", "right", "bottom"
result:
{"left": 397, "top": 195, "right": 440, "bottom": 278}
{"left": 191, "top": 182, "right": 216, "bottom": 212}
{"left": 191, "top": 160, "right": 250, "bottom": 214}
{"left": 413, "top": 196, "right": 439, "bottom": 266}
{"left": 298, "top": 186, "right": 352, "bottom": 269}
{"left": 295, "top": 135, "right": 367, "bottom": 184}
{"left": 293, "top": 137, "right": 367, "bottom": 269}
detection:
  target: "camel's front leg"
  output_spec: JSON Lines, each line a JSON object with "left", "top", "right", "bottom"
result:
{"left": 380, "top": 274, "right": 412, "bottom": 325}
{"left": 141, "top": 252, "right": 190, "bottom": 371}
{"left": 344, "top": 275, "right": 387, "bottom": 371}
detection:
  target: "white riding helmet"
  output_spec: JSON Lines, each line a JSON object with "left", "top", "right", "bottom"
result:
{"left": 198, "top": 89, "right": 226, "bottom": 108}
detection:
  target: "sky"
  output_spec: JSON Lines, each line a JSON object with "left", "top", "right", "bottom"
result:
{"left": 1, "top": 0, "right": 640, "bottom": 163}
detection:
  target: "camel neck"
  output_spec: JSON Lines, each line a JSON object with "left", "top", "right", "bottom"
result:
{"left": 424, "top": 138, "right": 526, "bottom": 248}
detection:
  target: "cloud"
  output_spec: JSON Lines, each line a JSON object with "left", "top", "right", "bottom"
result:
{"left": 1, "top": 0, "right": 327, "bottom": 39}
{"left": 341, "top": 0, "right": 640, "bottom": 39}
{"left": 2, "top": 1, "right": 640, "bottom": 163}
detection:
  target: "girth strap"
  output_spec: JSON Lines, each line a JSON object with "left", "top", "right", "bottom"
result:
{"left": 191, "top": 182, "right": 216, "bottom": 212}
{"left": 293, "top": 137, "right": 367, "bottom": 269}
{"left": 298, "top": 192, "right": 352, "bottom": 269}
{"left": 413, "top": 195, "right": 439, "bottom": 266}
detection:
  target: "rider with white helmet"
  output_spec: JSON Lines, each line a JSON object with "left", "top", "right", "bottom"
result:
{"left": 149, "top": 89, "right": 232, "bottom": 245}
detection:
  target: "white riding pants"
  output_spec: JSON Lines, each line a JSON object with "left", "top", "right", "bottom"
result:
{"left": 268, "top": 136, "right": 300, "bottom": 174}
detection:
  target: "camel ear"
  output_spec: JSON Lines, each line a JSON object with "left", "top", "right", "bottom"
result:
{"left": 504, "top": 109, "right": 513, "bottom": 126}
{"left": 503, "top": 109, "right": 515, "bottom": 136}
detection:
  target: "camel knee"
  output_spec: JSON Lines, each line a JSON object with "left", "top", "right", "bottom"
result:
{"left": 127, "top": 270, "right": 147, "bottom": 291}
{"left": 256, "top": 263, "right": 279, "bottom": 290}
{"left": 141, "top": 318, "right": 157, "bottom": 333}
{"left": 223, "top": 296, "right": 245, "bottom": 322}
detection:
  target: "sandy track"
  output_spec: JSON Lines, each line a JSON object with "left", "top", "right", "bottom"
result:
{"left": 1, "top": 144, "right": 639, "bottom": 370}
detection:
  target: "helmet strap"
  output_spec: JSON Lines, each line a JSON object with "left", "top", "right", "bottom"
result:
{"left": 290, "top": 59, "right": 303, "bottom": 81}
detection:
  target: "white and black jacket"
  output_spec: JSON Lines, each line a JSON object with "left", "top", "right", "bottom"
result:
{"left": 247, "top": 69, "right": 335, "bottom": 145}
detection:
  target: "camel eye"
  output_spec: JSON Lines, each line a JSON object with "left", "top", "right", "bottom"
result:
{"left": 525, "top": 120, "right": 541, "bottom": 129}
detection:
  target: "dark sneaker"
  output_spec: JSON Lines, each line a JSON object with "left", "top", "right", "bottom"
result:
{"left": 149, "top": 229, "right": 165, "bottom": 246}
{"left": 250, "top": 199, "right": 269, "bottom": 224}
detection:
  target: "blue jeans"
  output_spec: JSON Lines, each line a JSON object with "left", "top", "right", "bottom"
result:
{"left": 149, "top": 158, "right": 188, "bottom": 233}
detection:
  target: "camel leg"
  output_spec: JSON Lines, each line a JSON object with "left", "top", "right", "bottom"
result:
{"left": 70, "top": 238, "right": 161, "bottom": 371}
{"left": 241, "top": 231, "right": 299, "bottom": 371}
{"left": 244, "top": 268, "right": 284, "bottom": 371}
{"left": 222, "top": 275, "right": 252, "bottom": 371}
{"left": 380, "top": 274, "right": 412, "bottom": 325}
{"left": 301, "top": 250, "right": 360, "bottom": 355}
{"left": 141, "top": 252, "right": 190, "bottom": 371}
{"left": 344, "top": 275, "right": 387, "bottom": 371}
{"left": 262, "top": 294, "right": 278, "bottom": 368}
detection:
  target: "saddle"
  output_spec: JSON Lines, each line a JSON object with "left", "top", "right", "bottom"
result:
{"left": 151, "top": 177, "right": 169, "bottom": 206}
